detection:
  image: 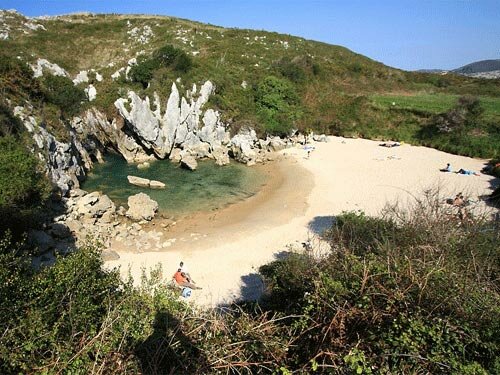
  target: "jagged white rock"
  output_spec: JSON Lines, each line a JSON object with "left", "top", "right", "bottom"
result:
{"left": 31, "top": 58, "right": 69, "bottom": 78}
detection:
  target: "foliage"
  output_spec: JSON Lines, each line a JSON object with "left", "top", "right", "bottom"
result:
{"left": 130, "top": 44, "right": 193, "bottom": 87}
{"left": 254, "top": 75, "right": 301, "bottom": 135}
{"left": 0, "top": 136, "right": 49, "bottom": 209}
{"left": 154, "top": 44, "right": 193, "bottom": 72}
{"left": 0, "top": 102, "right": 24, "bottom": 136}
{"left": 259, "top": 194, "right": 500, "bottom": 373}
{"left": 41, "top": 75, "right": 86, "bottom": 117}
{"left": 0, "top": 47, "right": 42, "bottom": 102}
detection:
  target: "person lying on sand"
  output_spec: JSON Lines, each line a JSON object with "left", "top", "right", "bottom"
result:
{"left": 379, "top": 142, "right": 400, "bottom": 148}
{"left": 172, "top": 269, "right": 201, "bottom": 290}
{"left": 457, "top": 169, "right": 480, "bottom": 176}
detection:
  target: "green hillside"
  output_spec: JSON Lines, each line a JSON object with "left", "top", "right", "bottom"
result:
{"left": 1, "top": 10, "right": 499, "bottom": 157}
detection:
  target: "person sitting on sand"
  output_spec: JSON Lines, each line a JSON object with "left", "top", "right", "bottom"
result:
{"left": 179, "top": 261, "right": 195, "bottom": 284}
{"left": 457, "top": 168, "right": 480, "bottom": 176}
{"left": 172, "top": 268, "right": 200, "bottom": 290}
{"left": 440, "top": 163, "right": 452, "bottom": 172}
{"left": 453, "top": 193, "right": 465, "bottom": 207}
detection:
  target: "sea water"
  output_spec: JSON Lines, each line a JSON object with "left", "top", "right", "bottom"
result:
{"left": 82, "top": 153, "right": 267, "bottom": 215}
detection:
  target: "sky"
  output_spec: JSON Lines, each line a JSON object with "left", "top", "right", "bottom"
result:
{"left": 2, "top": 0, "right": 499, "bottom": 71}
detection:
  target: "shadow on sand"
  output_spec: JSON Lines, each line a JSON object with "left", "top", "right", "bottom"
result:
{"left": 307, "top": 215, "right": 336, "bottom": 236}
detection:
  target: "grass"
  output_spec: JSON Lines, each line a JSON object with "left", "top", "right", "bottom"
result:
{"left": 371, "top": 93, "right": 500, "bottom": 121}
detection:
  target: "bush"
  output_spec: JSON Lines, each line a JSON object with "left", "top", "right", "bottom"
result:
{"left": 154, "top": 44, "right": 193, "bottom": 72}
{"left": 129, "top": 57, "right": 159, "bottom": 88}
{"left": 254, "top": 75, "right": 301, "bottom": 136}
{"left": 130, "top": 44, "right": 193, "bottom": 87}
{"left": 259, "top": 195, "right": 500, "bottom": 373}
{"left": 42, "top": 75, "right": 86, "bottom": 117}
{"left": 0, "top": 136, "right": 49, "bottom": 209}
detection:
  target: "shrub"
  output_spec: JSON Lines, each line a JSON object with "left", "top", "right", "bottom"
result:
{"left": 254, "top": 75, "right": 301, "bottom": 135}
{"left": 130, "top": 44, "right": 193, "bottom": 87}
{"left": 259, "top": 195, "right": 500, "bottom": 373}
{"left": 42, "top": 75, "right": 86, "bottom": 117}
{"left": 0, "top": 136, "right": 49, "bottom": 209}
{"left": 0, "top": 102, "right": 23, "bottom": 136}
{"left": 129, "top": 57, "right": 159, "bottom": 88}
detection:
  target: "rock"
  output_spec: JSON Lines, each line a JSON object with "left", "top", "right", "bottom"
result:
{"left": 48, "top": 223, "right": 71, "bottom": 239}
{"left": 127, "top": 175, "right": 150, "bottom": 188}
{"left": 28, "top": 230, "right": 55, "bottom": 253}
{"left": 212, "top": 147, "right": 230, "bottom": 166}
{"left": 91, "top": 194, "right": 115, "bottom": 217}
{"left": 54, "top": 240, "right": 77, "bottom": 256}
{"left": 180, "top": 152, "right": 197, "bottom": 170}
{"left": 169, "top": 148, "right": 182, "bottom": 163}
{"left": 69, "top": 188, "right": 87, "bottom": 198}
{"left": 100, "top": 211, "right": 115, "bottom": 224}
{"left": 149, "top": 180, "right": 166, "bottom": 189}
{"left": 85, "top": 84, "right": 97, "bottom": 101}
{"left": 313, "top": 134, "right": 328, "bottom": 142}
{"left": 74, "top": 192, "right": 115, "bottom": 218}
{"left": 31, "top": 58, "right": 69, "bottom": 78}
{"left": 137, "top": 161, "right": 150, "bottom": 169}
{"left": 230, "top": 127, "right": 257, "bottom": 164}
{"left": 268, "top": 137, "right": 286, "bottom": 151}
{"left": 73, "top": 70, "right": 89, "bottom": 84}
{"left": 126, "top": 193, "right": 158, "bottom": 221}
{"left": 101, "top": 250, "right": 120, "bottom": 261}
{"left": 117, "top": 206, "right": 126, "bottom": 216}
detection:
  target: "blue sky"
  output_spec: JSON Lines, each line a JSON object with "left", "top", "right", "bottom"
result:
{"left": 2, "top": 0, "right": 499, "bottom": 71}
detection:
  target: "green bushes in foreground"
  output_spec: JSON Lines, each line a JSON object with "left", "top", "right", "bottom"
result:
{"left": 1, "top": 192, "right": 499, "bottom": 373}
{"left": 260, "top": 194, "right": 500, "bottom": 373}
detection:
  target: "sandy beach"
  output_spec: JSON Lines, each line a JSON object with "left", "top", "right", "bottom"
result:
{"left": 104, "top": 137, "right": 498, "bottom": 307}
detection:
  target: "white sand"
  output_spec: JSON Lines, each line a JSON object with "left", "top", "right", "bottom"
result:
{"left": 104, "top": 137, "right": 498, "bottom": 307}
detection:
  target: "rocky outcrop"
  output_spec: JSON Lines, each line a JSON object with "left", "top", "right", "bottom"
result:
{"left": 230, "top": 127, "right": 258, "bottom": 164}
{"left": 31, "top": 58, "right": 69, "bottom": 78}
{"left": 127, "top": 175, "right": 150, "bottom": 187}
{"left": 14, "top": 106, "right": 86, "bottom": 196}
{"left": 85, "top": 84, "right": 97, "bottom": 101}
{"left": 71, "top": 108, "right": 153, "bottom": 163}
{"left": 126, "top": 192, "right": 158, "bottom": 221}
{"left": 114, "top": 81, "right": 229, "bottom": 162}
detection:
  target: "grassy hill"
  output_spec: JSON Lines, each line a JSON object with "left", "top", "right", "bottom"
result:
{"left": 1, "top": 10, "right": 499, "bottom": 158}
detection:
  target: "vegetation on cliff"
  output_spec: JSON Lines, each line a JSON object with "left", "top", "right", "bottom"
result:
{"left": 1, "top": 10, "right": 499, "bottom": 157}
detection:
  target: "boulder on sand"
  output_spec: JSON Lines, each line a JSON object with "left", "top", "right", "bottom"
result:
{"left": 126, "top": 193, "right": 158, "bottom": 221}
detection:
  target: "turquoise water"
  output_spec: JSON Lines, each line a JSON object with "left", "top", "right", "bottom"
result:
{"left": 82, "top": 153, "right": 267, "bottom": 215}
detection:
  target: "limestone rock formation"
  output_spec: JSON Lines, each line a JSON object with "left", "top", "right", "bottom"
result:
{"left": 31, "top": 58, "right": 69, "bottom": 78}
{"left": 126, "top": 193, "right": 158, "bottom": 221}
{"left": 230, "top": 127, "right": 258, "bottom": 164}
{"left": 114, "top": 80, "right": 230, "bottom": 162}
{"left": 180, "top": 152, "right": 198, "bottom": 170}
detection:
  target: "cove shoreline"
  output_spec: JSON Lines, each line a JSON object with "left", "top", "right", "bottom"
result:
{"left": 104, "top": 137, "right": 498, "bottom": 307}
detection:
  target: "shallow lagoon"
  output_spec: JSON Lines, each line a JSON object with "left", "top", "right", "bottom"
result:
{"left": 82, "top": 153, "right": 267, "bottom": 215}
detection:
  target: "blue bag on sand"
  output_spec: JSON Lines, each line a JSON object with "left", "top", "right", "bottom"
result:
{"left": 181, "top": 287, "right": 192, "bottom": 298}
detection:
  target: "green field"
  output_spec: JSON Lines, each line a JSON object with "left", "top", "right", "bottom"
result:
{"left": 371, "top": 93, "right": 500, "bottom": 121}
